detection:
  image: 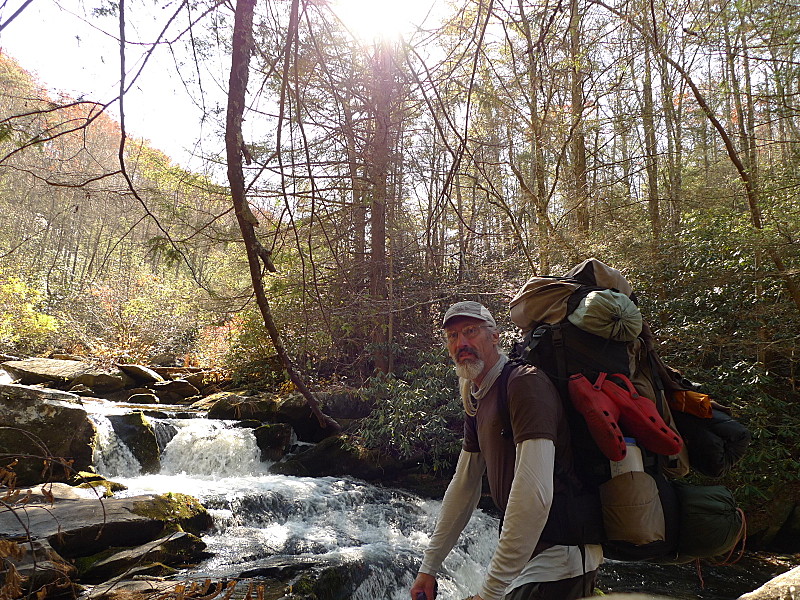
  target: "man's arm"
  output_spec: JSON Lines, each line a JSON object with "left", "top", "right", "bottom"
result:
{"left": 478, "top": 438, "right": 555, "bottom": 600}
{"left": 418, "top": 449, "right": 485, "bottom": 574}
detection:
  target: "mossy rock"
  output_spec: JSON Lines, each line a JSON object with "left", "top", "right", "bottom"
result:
{"left": 287, "top": 560, "right": 371, "bottom": 600}
{"left": 270, "top": 435, "right": 399, "bottom": 480}
{"left": 107, "top": 412, "right": 160, "bottom": 474}
{"left": 254, "top": 423, "right": 293, "bottom": 461}
{"left": 130, "top": 492, "right": 213, "bottom": 536}
{"left": 70, "top": 472, "right": 128, "bottom": 496}
{"left": 207, "top": 393, "right": 280, "bottom": 421}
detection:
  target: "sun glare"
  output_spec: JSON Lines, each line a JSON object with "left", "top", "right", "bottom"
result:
{"left": 332, "top": 0, "right": 434, "bottom": 42}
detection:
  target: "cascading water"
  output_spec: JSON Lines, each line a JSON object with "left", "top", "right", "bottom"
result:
{"left": 90, "top": 406, "right": 498, "bottom": 599}
{"left": 86, "top": 402, "right": 777, "bottom": 600}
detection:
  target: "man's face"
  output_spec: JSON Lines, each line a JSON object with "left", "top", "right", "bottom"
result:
{"left": 444, "top": 316, "right": 498, "bottom": 380}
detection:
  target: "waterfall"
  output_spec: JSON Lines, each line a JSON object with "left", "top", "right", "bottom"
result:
{"left": 159, "top": 419, "right": 265, "bottom": 477}
{"left": 86, "top": 411, "right": 497, "bottom": 598}
{"left": 90, "top": 414, "right": 142, "bottom": 478}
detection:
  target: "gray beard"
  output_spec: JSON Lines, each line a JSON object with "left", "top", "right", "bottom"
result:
{"left": 455, "top": 358, "right": 484, "bottom": 381}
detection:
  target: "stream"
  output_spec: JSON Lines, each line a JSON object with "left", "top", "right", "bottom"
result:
{"left": 85, "top": 399, "right": 783, "bottom": 600}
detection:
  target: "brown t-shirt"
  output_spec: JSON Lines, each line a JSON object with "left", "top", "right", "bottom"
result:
{"left": 463, "top": 363, "right": 571, "bottom": 512}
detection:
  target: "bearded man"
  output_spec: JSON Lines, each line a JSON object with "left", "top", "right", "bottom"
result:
{"left": 410, "top": 301, "right": 602, "bottom": 600}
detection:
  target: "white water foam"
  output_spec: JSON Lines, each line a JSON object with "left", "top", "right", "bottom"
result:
{"left": 88, "top": 410, "right": 497, "bottom": 599}
{"left": 89, "top": 414, "right": 142, "bottom": 478}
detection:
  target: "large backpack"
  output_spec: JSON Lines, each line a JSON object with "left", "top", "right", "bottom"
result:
{"left": 501, "top": 258, "right": 749, "bottom": 563}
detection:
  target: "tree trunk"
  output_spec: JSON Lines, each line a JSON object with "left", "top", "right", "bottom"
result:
{"left": 224, "top": 0, "right": 334, "bottom": 430}
{"left": 368, "top": 40, "right": 393, "bottom": 374}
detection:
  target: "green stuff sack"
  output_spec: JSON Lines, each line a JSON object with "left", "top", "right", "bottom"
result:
{"left": 670, "top": 482, "right": 744, "bottom": 563}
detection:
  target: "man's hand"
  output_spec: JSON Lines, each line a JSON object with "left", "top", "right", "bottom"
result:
{"left": 410, "top": 573, "right": 436, "bottom": 600}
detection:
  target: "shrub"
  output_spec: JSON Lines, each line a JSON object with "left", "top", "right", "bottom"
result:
{"left": 356, "top": 352, "right": 463, "bottom": 474}
{"left": 0, "top": 275, "right": 58, "bottom": 355}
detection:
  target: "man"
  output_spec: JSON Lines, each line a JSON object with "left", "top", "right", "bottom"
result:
{"left": 410, "top": 301, "right": 602, "bottom": 600}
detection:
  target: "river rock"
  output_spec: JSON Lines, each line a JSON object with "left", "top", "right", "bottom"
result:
{"left": 0, "top": 492, "right": 212, "bottom": 557}
{"left": 1, "top": 357, "right": 91, "bottom": 385}
{"left": 127, "top": 392, "right": 160, "bottom": 404}
{"left": 206, "top": 392, "right": 279, "bottom": 421}
{"left": 270, "top": 434, "right": 400, "bottom": 480}
{"left": 115, "top": 363, "right": 165, "bottom": 384}
{"left": 1, "top": 358, "right": 129, "bottom": 392}
{"left": 737, "top": 564, "right": 800, "bottom": 599}
{"left": 72, "top": 369, "right": 129, "bottom": 393}
{"left": 190, "top": 390, "right": 245, "bottom": 411}
{"left": 77, "top": 531, "right": 207, "bottom": 583}
{"left": 254, "top": 422, "right": 294, "bottom": 461}
{"left": 107, "top": 412, "right": 160, "bottom": 474}
{"left": 276, "top": 392, "right": 342, "bottom": 442}
{"left": 318, "top": 385, "right": 373, "bottom": 419}
{"left": 0, "top": 383, "right": 95, "bottom": 485}
{"left": 3, "top": 537, "right": 79, "bottom": 599}
{"left": 151, "top": 379, "right": 200, "bottom": 404}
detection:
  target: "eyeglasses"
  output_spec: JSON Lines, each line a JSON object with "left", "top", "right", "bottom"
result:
{"left": 443, "top": 324, "right": 493, "bottom": 343}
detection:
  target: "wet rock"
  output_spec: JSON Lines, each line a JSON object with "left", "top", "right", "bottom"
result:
{"left": 254, "top": 423, "right": 294, "bottom": 461}
{"left": 115, "top": 363, "right": 165, "bottom": 384}
{"left": 0, "top": 383, "right": 95, "bottom": 485}
{"left": 2, "top": 538, "right": 79, "bottom": 600}
{"left": 270, "top": 434, "right": 400, "bottom": 480}
{"left": 276, "top": 393, "right": 342, "bottom": 443}
{"left": 206, "top": 393, "right": 279, "bottom": 421}
{"left": 127, "top": 393, "right": 160, "bottom": 404}
{"left": 107, "top": 412, "right": 160, "bottom": 474}
{"left": 151, "top": 379, "right": 200, "bottom": 404}
{"left": 77, "top": 531, "right": 206, "bottom": 583}
{"left": 0, "top": 493, "right": 212, "bottom": 558}
{"left": 737, "top": 565, "right": 800, "bottom": 599}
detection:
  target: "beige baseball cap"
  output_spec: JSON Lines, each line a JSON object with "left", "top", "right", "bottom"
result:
{"left": 442, "top": 301, "right": 496, "bottom": 328}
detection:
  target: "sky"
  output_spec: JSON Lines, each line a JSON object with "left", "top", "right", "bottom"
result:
{"left": 0, "top": 0, "right": 444, "bottom": 170}
{"left": 0, "top": 0, "right": 212, "bottom": 168}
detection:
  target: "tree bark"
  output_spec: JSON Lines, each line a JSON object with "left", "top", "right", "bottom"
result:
{"left": 225, "top": 0, "right": 333, "bottom": 430}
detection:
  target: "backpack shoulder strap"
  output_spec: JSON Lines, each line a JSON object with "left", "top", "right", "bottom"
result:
{"left": 497, "top": 358, "right": 525, "bottom": 439}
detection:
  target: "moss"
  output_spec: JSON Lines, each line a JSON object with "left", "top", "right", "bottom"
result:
{"left": 130, "top": 493, "right": 213, "bottom": 535}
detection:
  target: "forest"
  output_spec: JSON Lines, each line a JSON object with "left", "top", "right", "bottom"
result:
{"left": 1, "top": 0, "right": 799, "bottom": 507}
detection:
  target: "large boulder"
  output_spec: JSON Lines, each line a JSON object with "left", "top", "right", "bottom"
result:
{"left": 318, "top": 385, "right": 373, "bottom": 419}
{"left": 745, "top": 482, "right": 800, "bottom": 552}
{"left": 206, "top": 392, "right": 279, "bottom": 421}
{"left": 276, "top": 393, "right": 342, "bottom": 442}
{"left": 2, "top": 358, "right": 91, "bottom": 385}
{"left": 270, "top": 434, "right": 400, "bottom": 480}
{"left": 253, "top": 422, "right": 293, "bottom": 461}
{"left": 1, "top": 358, "right": 128, "bottom": 392}
{"left": 115, "top": 363, "right": 165, "bottom": 384}
{"left": 0, "top": 492, "right": 212, "bottom": 557}
{"left": 737, "top": 565, "right": 800, "bottom": 600}
{"left": 0, "top": 383, "right": 95, "bottom": 485}
{"left": 76, "top": 531, "right": 207, "bottom": 583}
{"left": 107, "top": 412, "right": 160, "bottom": 474}
{"left": 150, "top": 379, "right": 200, "bottom": 404}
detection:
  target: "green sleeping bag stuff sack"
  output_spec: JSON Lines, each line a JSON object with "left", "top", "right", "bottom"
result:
{"left": 667, "top": 481, "right": 745, "bottom": 563}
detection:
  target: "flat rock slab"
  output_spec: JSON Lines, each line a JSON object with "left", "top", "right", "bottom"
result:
{"left": 738, "top": 564, "right": 800, "bottom": 599}
{"left": 0, "top": 495, "right": 169, "bottom": 557}
{"left": 2, "top": 358, "right": 127, "bottom": 392}
{"left": 2, "top": 358, "right": 94, "bottom": 384}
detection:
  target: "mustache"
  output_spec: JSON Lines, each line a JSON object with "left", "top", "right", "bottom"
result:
{"left": 455, "top": 347, "right": 479, "bottom": 361}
